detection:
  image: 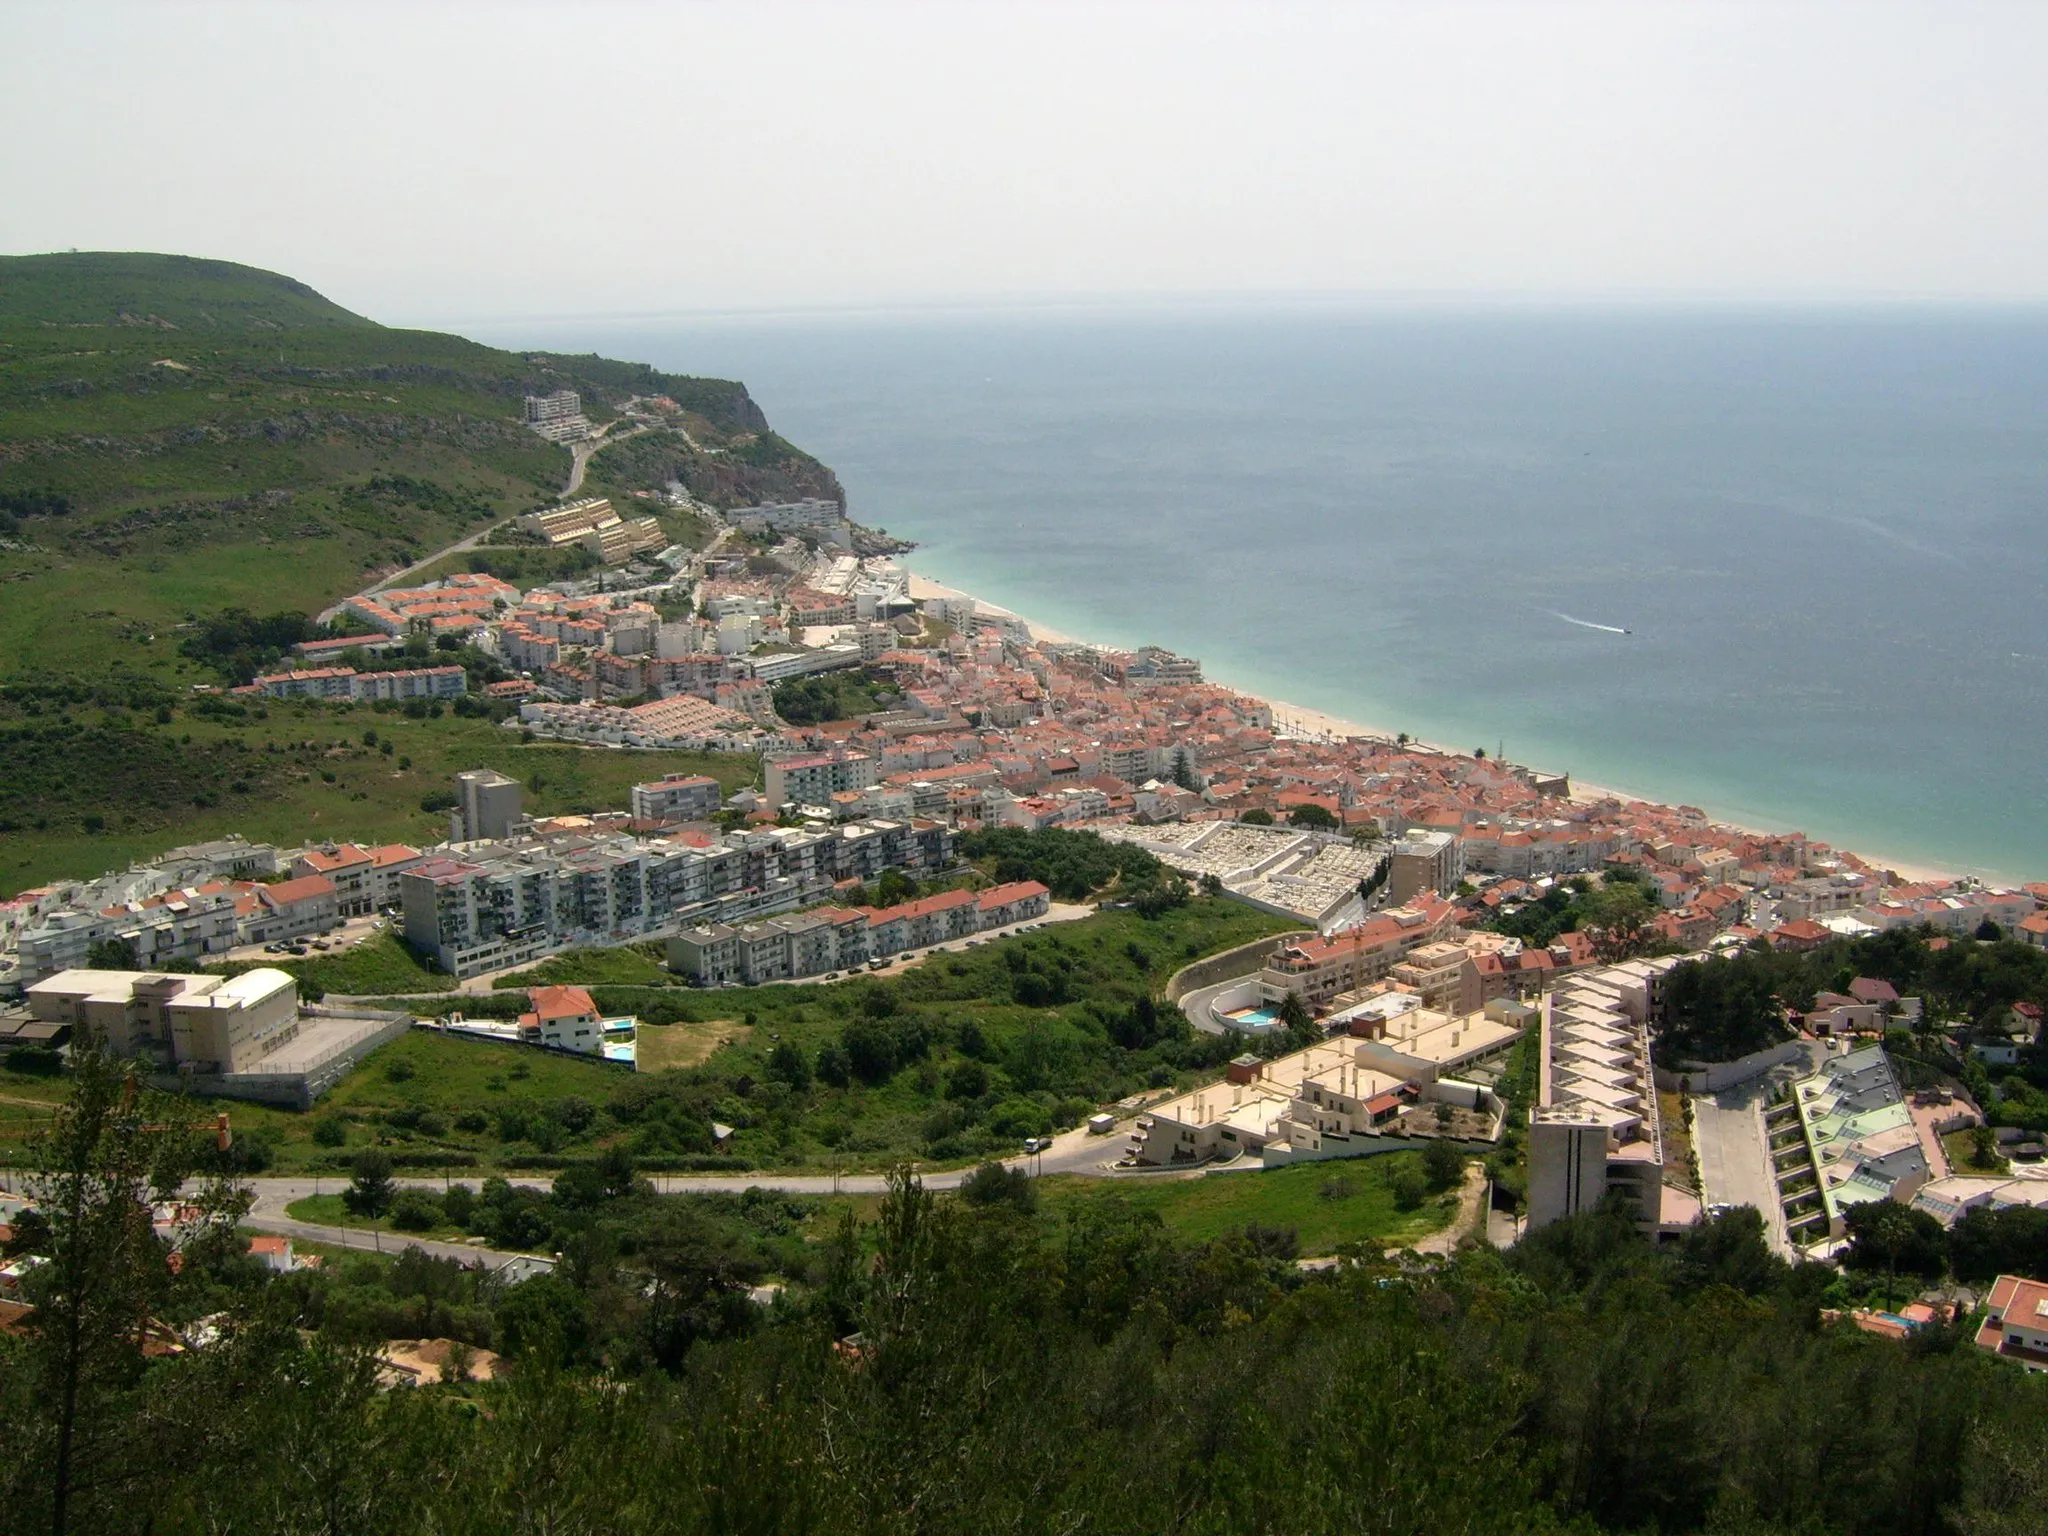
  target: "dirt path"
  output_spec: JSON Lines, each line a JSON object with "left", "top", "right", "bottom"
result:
{"left": 1413, "top": 1162, "right": 1489, "bottom": 1255}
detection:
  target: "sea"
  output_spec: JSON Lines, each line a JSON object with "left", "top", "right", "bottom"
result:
{"left": 467, "top": 302, "right": 2048, "bottom": 881}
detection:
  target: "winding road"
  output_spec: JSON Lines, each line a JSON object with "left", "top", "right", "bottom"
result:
{"left": 237, "top": 1121, "right": 1153, "bottom": 1263}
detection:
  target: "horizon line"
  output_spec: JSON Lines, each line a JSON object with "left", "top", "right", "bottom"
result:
{"left": 396, "top": 286, "right": 2048, "bottom": 333}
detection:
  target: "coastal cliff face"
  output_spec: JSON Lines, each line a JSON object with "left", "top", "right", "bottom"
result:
{"left": 0, "top": 252, "right": 841, "bottom": 674}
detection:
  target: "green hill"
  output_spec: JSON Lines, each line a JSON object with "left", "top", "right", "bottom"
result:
{"left": 0, "top": 251, "right": 377, "bottom": 330}
{"left": 0, "top": 251, "right": 841, "bottom": 677}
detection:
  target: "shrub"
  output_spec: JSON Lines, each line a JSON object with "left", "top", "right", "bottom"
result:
{"left": 1390, "top": 1163, "right": 1429, "bottom": 1212}
{"left": 958, "top": 1160, "right": 1037, "bottom": 1213}
{"left": 4, "top": 1046, "right": 62, "bottom": 1076}
{"left": 766, "top": 1040, "right": 812, "bottom": 1090}
{"left": 814, "top": 1043, "right": 852, "bottom": 1089}
{"left": 441, "top": 1183, "right": 476, "bottom": 1227}
{"left": 389, "top": 1190, "right": 444, "bottom": 1232}
{"left": 1422, "top": 1139, "right": 1466, "bottom": 1191}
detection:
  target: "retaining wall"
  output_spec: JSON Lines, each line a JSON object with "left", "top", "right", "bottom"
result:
{"left": 1654, "top": 1040, "right": 1808, "bottom": 1094}
{"left": 157, "top": 1008, "right": 413, "bottom": 1110}
{"left": 1165, "top": 929, "right": 1311, "bottom": 1002}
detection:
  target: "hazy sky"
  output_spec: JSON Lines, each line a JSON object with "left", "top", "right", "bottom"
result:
{"left": 6, "top": 1, "right": 2046, "bottom": 324}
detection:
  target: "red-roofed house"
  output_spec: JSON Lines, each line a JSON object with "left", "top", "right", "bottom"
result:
{"left": 520, "top": 985, "right": 602, "bottom": 1052}
{"left": 1977, "top": 1275, "right": 2048, "bottom": 1369}
{"left": 247, "top": 1235, "right": 297, "bottom": 1273}
{"left": 293, "top": 844, "right": 375, "bottom": 915}
{"left": 1768, "top": 919, "right": 1831, "bottom": 953}
{"left": 243, "top": 874, "right": 339, "bottom": 944}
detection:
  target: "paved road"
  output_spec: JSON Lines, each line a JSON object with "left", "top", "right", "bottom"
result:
{"left": 1691, "top": 1080, "right": 1793, "bottom": 1256}
{"left": 563, "top": 419, "right": 654, "bottom": 495}
{"left": 235, "top": 1122, "right": 1139, "bottom": 1256}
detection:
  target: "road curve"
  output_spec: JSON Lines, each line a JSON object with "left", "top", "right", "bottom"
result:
{"left": 235, "top": 1124, "right": 1156, "bottom": 1257}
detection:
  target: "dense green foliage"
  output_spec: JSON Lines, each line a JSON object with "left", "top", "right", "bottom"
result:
{"left": 1484, "top": 867, "right": 1660, "bottom": 959}
{"left": 1656, "top": 929, "right": 2048, "bottom": 1067}
{"left": 10, "top": 1062, "right": 2048, "bottom": 1536}
{"left": 958, "top": 823, "right": 1186, "bottom": 908}
{"left": 770, "top": 667, "right": 896, "bottom": 725}
{"left": 1659, "top": 949, "right": 1801, "bottom": 1063}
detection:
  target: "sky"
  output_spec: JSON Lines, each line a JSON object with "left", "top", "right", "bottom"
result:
{"left": 5, "top": 0, "right": 2047, "bottom": 325}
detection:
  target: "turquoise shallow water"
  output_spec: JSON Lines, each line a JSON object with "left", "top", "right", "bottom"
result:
{"left": 471, "top": 303, "right": 2048, "bottom": 880}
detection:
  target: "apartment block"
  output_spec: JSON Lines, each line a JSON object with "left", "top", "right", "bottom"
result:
{"left": 1526, "top": 958, "right": 1685, "bottom": 1236}
{"left": 667, "top": 880, "right": 1046, "bottom": 986}
{"left": 630, "top": 773, "right": 724, "bottom": 823}
{"left": 404, "top": 817, "right": 955, "bottom": 979}
{"left": 1386, "top": 829, "right": 1461, "bottom": 904}
{"left": 26, "top": 966, "right": 301, "bottom": 1074}
{"left": 765, "top": 750, "right": 878, "bottom": 809}
{"left": 1258, "top": 897, "right": 1458, "bottom": 1006}
{"left": 523, "top": 391, "right": 589, "bottom": 442}
{"left": 456, "top": 769, "right": 524, "bottom": 842}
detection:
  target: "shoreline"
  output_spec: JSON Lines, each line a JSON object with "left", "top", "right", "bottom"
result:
{"left": 903, "top": 570, "right": 1962, "bottom": 886}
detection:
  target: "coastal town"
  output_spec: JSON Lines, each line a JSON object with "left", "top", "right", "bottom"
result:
{"left": 12, "top": 458, "right": 2048, "bottom": 1304}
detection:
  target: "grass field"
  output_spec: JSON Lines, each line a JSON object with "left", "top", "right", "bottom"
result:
{"left": 1037, "top": 1155, "right": 1462, "bottom": 1256}
{"left": 282, "top": 1192, "right": 496, "bottom": 1246}
{"left": 1942, "top": 1127, "right": 2008, "bottom": 1176}
{"left": 635, "top": 1019, "right": 751, "bottom": 1073}
{"left": 54, "top": 1029, "right": 638, "bottom": 1176}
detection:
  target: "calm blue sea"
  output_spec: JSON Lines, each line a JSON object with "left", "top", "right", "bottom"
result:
{"left": 470, "top": 303, "right": 2048, "bottom": 880}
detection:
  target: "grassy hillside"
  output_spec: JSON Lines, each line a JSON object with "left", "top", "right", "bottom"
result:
{"left": 0, "top": 251, "right": 842, "bottom": 679}
{"left": 0, "top": 251, "right": 376, "bottom": 330}
{"left": 0, "top": 687, "right": 760, "bottom": 897}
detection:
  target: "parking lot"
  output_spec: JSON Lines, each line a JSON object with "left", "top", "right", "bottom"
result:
{"left": 1691, "top": 1080, "right": 1794, "bottom": 1256}
{"left": 222, "top": 910, "right": 390, "bottom": 966}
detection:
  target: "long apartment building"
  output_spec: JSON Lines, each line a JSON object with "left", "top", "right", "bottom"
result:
{"left": 1526, "top": 957, "right": 1686, "bottom": 1236}
{"left": 668, "top": 880, "right": 1050, "bottom": 986}
{"left": 520, "top": 498, "right": 665, "bottom": 563}
{"left": 1257, "top": 896, "right": 1458, "bottom": 1006}
{"left": 247, "top": 665, "right": 467, "bottom": 703}
{"left": 402, "top": 818, "right": 953, "bottom": 978}
{"left": 1772, "top": 1043, "right": 1931, "bottom": 1245}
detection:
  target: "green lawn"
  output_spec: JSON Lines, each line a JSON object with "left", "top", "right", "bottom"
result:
{"left": 208, "top": 933, "right": 445, "bottom": 1000}
{"left": 1942, "top": 1127, "right": 2009, "bottom": 1176}
{"left": 1037, "top": 1155, "right": 1462, "bottom": 1256}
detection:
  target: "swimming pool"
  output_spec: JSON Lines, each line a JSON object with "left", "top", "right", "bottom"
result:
{"left": 1226, "top": 1007, "right": 1281, "bottom": 1028}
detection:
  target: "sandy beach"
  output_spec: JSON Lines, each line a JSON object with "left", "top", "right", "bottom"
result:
{"left": 903, "top": 569, "right": 1959, "bottom": 885}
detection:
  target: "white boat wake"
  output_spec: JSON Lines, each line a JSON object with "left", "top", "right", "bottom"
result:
{"left": 1545, "top": 609, "right": 1631, "bottom": 636}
